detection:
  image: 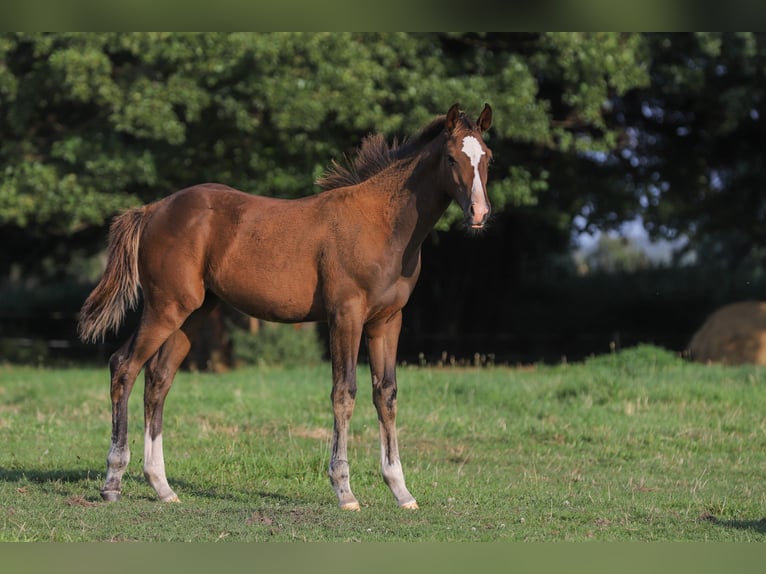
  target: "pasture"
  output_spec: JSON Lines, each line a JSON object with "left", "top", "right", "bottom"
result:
{"left": 1, "top": 344, "right": 765, "bottom": 542}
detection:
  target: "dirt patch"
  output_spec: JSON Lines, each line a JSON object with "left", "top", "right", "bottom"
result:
{"left": 689, "top": 301, "right": 766, "bottom": 365}
{"left": 66, "top": 495, "right": 99, "bottom": 507}
{"left": 245, "top": 507, "right": 320, "bottom": 537}
{"left": 289, "top": 426, "right": 331, "bottom": 441}
{"left": 246, "top": 511, "right": 274, "bottom": 526}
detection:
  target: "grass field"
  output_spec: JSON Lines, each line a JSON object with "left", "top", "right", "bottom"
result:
{"left": 1, "top": 344, "right": 765, "bottom": 542}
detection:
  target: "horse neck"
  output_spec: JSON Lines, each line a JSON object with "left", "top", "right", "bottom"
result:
{"left": 372, "top": 144, "right": 451, "bottom": 249}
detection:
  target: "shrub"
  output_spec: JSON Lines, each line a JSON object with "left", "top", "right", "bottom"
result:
{"left": 0, "top": 337, "right": 49, "bottom": 365}
{"left": 584, "top": 343, "right": 682, "bottom": 373}
{"left": 229, "top": 321, "right": 325, "bottom": 368}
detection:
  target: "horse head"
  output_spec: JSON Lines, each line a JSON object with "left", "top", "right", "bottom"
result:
{"left": 442, "top": 103, "right": 493, "bottom": 229}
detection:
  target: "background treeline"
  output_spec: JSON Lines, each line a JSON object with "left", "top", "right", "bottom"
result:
{"left": 1, "top": 33, "right": 764, "bottom": 365}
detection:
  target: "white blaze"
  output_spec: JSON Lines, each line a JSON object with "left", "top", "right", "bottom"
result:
{"left": 461, "top": 135, "right": 488, "bottom": 221}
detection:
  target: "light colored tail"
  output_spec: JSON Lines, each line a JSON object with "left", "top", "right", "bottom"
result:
{"left": 77, "top": 207, "right": 147, "bottom": 343}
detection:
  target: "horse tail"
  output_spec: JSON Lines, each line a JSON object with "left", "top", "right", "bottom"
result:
{"left": 77, "top": 206, "right": 148, "bottom": 343}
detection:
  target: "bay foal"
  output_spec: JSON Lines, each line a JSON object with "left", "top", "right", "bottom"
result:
{"left": 78, "top": 103, "right": 493, "bottom": 510}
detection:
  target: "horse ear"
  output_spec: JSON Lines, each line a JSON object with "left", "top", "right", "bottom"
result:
{"left": 445, "top": 103, "right": 461, "bottom": 133}
{"left": 477, "top": 103, "right": 492, "bottom": 132}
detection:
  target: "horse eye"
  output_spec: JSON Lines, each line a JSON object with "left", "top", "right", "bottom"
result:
{"left": 447, "top": 155, "right": 457, "bottom": 166}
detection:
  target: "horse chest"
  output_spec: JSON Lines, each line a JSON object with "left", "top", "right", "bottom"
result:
{"left": 364, "top": 267, "right": 419, "bottom": 316}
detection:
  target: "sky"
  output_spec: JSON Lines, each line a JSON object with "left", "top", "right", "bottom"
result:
{"left": 575, "top": 216, "right": 692, "bottom": 266}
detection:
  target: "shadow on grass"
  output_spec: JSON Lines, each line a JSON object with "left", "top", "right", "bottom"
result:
{"left": 701, "top": 513, "right": 766, "bottom": 534}
{"left": 0, "top": 466, "right": 292, "bottom": 504}
{"left": 0, "top": 466, "right": 94, "bottom": 484}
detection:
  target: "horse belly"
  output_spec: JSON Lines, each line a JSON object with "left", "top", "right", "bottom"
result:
{"left": 212, "top": 269, "right": 324, "bottom": 324}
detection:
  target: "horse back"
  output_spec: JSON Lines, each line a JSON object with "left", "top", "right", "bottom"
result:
{"left": 139, "top": 183, "right": 417, "bottom": 325}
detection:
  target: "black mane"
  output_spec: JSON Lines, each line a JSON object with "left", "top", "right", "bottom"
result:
{"left": 316, "top": 112, "right": 477, "bottom": 190}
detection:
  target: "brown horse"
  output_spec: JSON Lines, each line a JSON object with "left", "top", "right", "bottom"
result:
{"left": 78, "top": 103, "right": 493, "bottom": 510}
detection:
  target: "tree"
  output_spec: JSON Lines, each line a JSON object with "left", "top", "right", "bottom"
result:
{"left": 584, "top": 235, "right": 651, "bottom": 274}
{"left": 0, "top": 33, "right": 655, "bottom": 362}
{"left": 596, "top": 33, "right": 766, "bottom": 268}
{"left": 0, "top": 33, "right": 649, "bottom": 236}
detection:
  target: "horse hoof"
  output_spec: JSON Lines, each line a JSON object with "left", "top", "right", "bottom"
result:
{"left": 161, "top": 494, "right": 180, "bottom": 503}
{"left": 400, "top": 500, "right": 419, "bottom": 510}
{"left": 340, "top": 501, "right": 361, "bottom": 511}
{"left": 100, "top": 490, "right": 121, "bottom": 502}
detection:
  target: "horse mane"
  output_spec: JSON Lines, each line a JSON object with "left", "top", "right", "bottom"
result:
{"left": 316, "top": 112, "right": 477, "bottom": 190}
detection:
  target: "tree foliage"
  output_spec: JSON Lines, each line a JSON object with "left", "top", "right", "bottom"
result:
{"left": 583, "top": 235, "right": 651, "bottom": 274}
{"left": 0, "top": 32, "right": 649, "bottom": 239}
{"left": 4, "top": 33, "right": 766, "bottom": 364}
{"left": 598, "top": 33, "right": 766, "bottom": 267}
{"left": 5, "top": 32, "right": 764, "bottom": 278}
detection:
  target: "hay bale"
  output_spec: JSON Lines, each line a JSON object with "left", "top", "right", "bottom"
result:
{"left": 689, "top": 301, "right": 766, "bottom": 365}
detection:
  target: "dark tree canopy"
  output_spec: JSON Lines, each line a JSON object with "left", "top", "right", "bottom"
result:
{"left": 0, "top": 33, "right": 647, "bottom": 234}
{"left": 1, "top": 32, "right": 763, "bottom": 275}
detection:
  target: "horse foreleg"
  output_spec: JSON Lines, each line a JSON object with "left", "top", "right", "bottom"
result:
{"left": 366, "top": 312, "right": 418, "bottom": 509}
{"left": 328, "top": 307, "right": 364, "bottom": 510}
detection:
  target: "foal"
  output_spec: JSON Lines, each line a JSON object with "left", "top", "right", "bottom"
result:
{"left": 78, "top": 103, "right": 493, "bottom": 510}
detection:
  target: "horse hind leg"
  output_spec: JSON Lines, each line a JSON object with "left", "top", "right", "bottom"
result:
{"left": 143, "top": 297, "right": 220, "bottom": 502}
{"left": 142, "top": 332, "right": 190, "bottom": 502}
{"left": 101, "top": 322, "right": 177, "bottom": 501}
{"left": 101, "top": 300, "right": 201, "bottom": 502}
{"left": 100, "top": 332, "right": 138, "bottom": 502}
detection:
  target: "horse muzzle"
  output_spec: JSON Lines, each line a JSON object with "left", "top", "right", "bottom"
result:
{"left": 467, "top": 200, "right": 490, "bottom": 229}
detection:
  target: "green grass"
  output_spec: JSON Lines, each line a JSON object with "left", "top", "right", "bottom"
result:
{"left": 1, "top": 344, "right": 766, "bottom": 541}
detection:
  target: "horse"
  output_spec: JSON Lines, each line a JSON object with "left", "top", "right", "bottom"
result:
{"left": 78, "top": 103, "right": 493, "bottom": 510}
